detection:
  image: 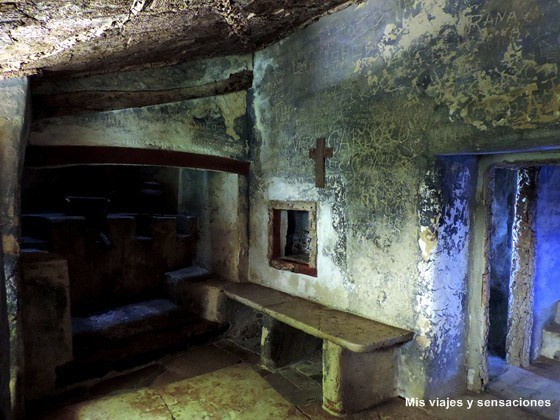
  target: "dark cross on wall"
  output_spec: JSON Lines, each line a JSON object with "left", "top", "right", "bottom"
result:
{"left": 308, "top": 137, "right": 333, "bottom": 188}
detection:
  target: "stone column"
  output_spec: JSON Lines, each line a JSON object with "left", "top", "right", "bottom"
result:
{"left": 21, "top": 252, "right": 73, "bottom": 400}
{"left": 0, "top": 77, "right": 31, "bottom": 419}
{"left": 506, "top": 168, "right": 537, "bottom": 367}
{"left": 0, "top": 216, "right": 9, "bottom": 420}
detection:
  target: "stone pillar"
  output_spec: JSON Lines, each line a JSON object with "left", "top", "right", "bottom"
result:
{"left": 0, "top": 217, "right": 9, "bottom": 420}
{"left": 506, "top": 168, "right": 537, "bottom": 367}
{"left": 21, "top": 252, "right": 73, "bottom": 400}
{"left": 0, "top": 77, "right": 31, "bottom": 419}
{"left": 322, "top": 341, "right": 397, "bottom": 416}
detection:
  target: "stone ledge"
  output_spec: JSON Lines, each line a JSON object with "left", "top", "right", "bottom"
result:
{"left": 223, "top": 282, "right": 413, "bottom": 353}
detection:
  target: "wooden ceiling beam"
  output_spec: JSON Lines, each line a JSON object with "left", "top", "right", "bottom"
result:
{"left": 25, "top": 145, "right": 250, "bottom": 176}
{"left": 32, "top": 70, "right": 253, "bottom": 119}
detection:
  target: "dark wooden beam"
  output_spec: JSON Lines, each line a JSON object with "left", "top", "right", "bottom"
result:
{"left": 32, "top": 70, "right": 253, "bottom": 119}
{"left": 25, "top": 145, "right": 250, "bottom": 176}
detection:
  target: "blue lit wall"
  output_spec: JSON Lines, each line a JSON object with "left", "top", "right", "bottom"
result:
{"left": 532, "top": 166, "right": 560, "bottom": 360}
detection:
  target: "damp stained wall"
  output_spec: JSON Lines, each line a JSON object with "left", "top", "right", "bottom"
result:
{"left": 179, "top": 169, "right": 248, "bottom": 283}
{"left": 0, "top": 77, "right": 31, "bottom": 419}
{"left": 533, "top": 166, "right": 560, "bottom": 360}
{"left": 28, "top": 55, "right": 252, "bottom": 160}
{"left": 249, "top": 0, "right": 560, "bottom": 399}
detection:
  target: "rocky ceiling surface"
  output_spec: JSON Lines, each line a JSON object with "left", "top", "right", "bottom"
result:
{"left": 0, "top": 0, "right": 351, "bottom": 79}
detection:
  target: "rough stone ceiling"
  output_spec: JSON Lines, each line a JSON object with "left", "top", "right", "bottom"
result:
{"left": 0, "top": 0, "right": 351, "bottom": 79}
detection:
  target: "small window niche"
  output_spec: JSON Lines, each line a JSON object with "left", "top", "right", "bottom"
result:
{"left": 268, "top": 201, "right": 317, "bottom": 276}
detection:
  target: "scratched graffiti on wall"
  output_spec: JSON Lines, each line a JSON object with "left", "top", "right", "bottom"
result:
{"left": 353, "top": 1, "right": 560, "bottom": 131}
{"left": 251, "top": 0, "right": 560, "bottom": 398}
{"left": 255, "top": 0, "right": 560, "bottom": 234}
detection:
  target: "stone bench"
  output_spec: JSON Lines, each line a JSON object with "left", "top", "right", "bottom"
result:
{"left": 222, "top": 282, "right": 414, "bottom": 416}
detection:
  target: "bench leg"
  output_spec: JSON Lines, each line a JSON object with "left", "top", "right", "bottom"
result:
{"left": 322, "top": 341, "right": 397, "bottom": 416}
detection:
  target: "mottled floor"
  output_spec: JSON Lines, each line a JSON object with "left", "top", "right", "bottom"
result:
{"left": 487, "top": 356, "right": 559, "bottom": 419}
{"left": 30, "top": 340, "right": 555, "bottom": 419}
{"left": 48, "top": 364, "right": 305, "bottom": 419}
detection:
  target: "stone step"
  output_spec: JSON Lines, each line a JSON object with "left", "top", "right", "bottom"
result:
{"left": 541, "top": 322, "right": 560, "bottom": 361}
{"left": 21, "top": 236, "right": 50, "bottom": 251}
{"left": 163, "top": 267, "right": 228, "bottom": 323}
{"left": 164, "top": 265, "right": 212, "bottom": 303}
{"left": 61, "top": 298, "right": 226, "bottom": 385}
{"left": 165, "top": 265, "right": 212, "bottom": 284}
{"left": 72, "top": 298, "right": 189, "bottom": 341}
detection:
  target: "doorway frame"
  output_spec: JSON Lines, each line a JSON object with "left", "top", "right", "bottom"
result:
{"left": 466, "top": 149, "right": 560, "bottom": 392}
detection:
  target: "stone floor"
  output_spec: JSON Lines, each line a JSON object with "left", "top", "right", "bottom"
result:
{"left": 487, "top": 356, "right": 560, "bottom": 419}
{"left": 29, "top": 340, "right": 555, "bottom": 419}
{"left": 58, "top": 298, "right": 226, "bottom": 386}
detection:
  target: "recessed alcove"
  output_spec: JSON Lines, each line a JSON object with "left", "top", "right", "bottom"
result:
{"left": 268, "top": 201, "right": 317, "bottom": 276}
{"left": 20, "top": 161, "right": 247, "bottom": 392}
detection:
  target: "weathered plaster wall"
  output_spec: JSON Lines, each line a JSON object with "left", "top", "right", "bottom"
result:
{"left": 29, "top": 92, "right": 248, "bottom": 158}
{"left": 413, "top": 157, "right": 476, "bottom": 397}
{"left": 21, "top": 252, "right": 73, "bottom": 400}
{"left": 32, "top": 55, "right": 252, "bottom": 94}
{"left": 0, "top": 215, "right": 8, "bottom": 418}
{"left": 249, "top": 0, "right": 560, "bottom": 399}
{"left": 533, "top": 165, "right": 560, "bottom": 360}
{"left": 0, "top": 77, "right": 30, "bottom": 419}
{"left": 180, "top": 169, "right": 248, "bottom": 283}
{"left": 28, "top": 55, "right": 252, "bottom": 160}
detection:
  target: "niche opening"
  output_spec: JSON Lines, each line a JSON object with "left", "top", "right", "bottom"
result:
{"left": 268, "top": 201, "right": 317, "bottom": 277}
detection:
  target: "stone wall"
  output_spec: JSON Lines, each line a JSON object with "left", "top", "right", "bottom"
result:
{"left": 533, "top": 166, "right": 560, "bottom": 359}
{"left": 21, "top": 252, "right": 73, "bottom": 400}
{"left": 179, "top": 169, "right": 248, "bottom": 283}
{"left": 249, "top": 0, "right": 560, "bottom": 399}
{"left": 29, "top": 55, "right": 252, "bottom": 160}
{"left": 0, "top": 77, "right": 30, "bottom": 419}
